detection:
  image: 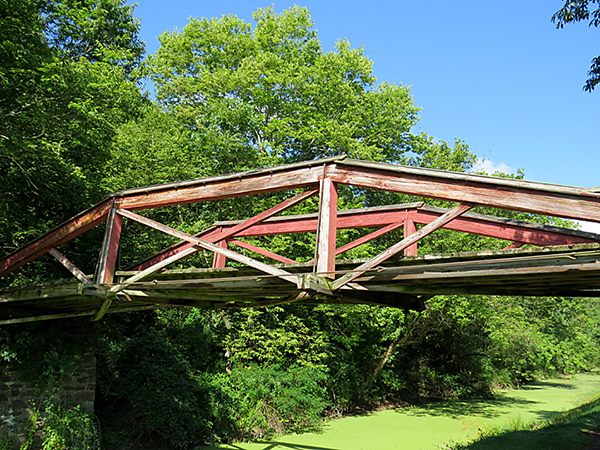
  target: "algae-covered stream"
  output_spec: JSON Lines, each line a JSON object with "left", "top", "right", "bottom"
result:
{"left": 204, "top": 372, "right": 600, "bottom": 450}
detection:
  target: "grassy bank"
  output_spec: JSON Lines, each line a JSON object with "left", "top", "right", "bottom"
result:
{"left": 449, "top": 391, "right": 600, "bottom": 450}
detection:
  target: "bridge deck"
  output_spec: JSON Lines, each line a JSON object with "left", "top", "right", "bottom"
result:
{"left": 2, "top": 156, "right": 600, "bottom": 325}
{"left": 2, "top": 243, "right": 599, "bottom": 325}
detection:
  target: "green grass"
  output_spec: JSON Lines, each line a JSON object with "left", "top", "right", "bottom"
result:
{"left": 449, "top": 392, "right": 600, "bottom": 450}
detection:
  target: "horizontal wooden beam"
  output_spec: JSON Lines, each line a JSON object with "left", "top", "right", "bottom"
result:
{"left": 326, "top": 164, "right": 600, "bottom": 223}
{"left": 0, "top": 304, "right": 175, "bottom": 326}
{"left": 208, "top": 204, "right": 598, "bottom": 245}
{"left": 117, "top": 166, "right": 322, "bottom": 210}
{"left": 3, "top": 245, "right": 600, "bottom": 324}
{"left": 413, "top": 207, "right": 598, "bottom": 246}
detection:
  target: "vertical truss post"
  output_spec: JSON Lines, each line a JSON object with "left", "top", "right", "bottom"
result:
{"left": 94, "top": 205, "right": 123, "bottom": 284}
{"left": 212, "top": 230, "right": 228, "bottom": 268}
{"left": 404, "top": 218, "right": 418, "bottom": 256}
{"left": 316, "top": 176, "right": 338, "bottom": 278}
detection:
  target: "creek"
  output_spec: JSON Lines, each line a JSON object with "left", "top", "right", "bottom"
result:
{"left": 204, "top": 371, "right": 600, "bottom": 450}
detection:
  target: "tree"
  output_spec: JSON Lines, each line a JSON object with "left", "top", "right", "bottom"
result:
{"left": 147, "top": 5, "right": 421, "bottom": 173}
{"left": 553, "top": 0, "right": 600, "bottom": 91}
{"left": 0, "top": 0, "right": 145, "bottom": 279}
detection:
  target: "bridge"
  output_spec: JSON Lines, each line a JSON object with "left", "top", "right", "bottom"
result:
{"left": 2, "top": 155, "right": 600, "bottom": 325}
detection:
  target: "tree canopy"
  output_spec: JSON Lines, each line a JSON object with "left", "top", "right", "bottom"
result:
{"left": 147, "top": 6, "right": 421, "bottom": 174}
{"left": 0, "top": 0, "right": 145, "bottom": 266}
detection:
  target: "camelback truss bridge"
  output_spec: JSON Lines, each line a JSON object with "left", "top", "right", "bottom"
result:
{"left": 2, "top": 156, "right": 600, "bottom": 325}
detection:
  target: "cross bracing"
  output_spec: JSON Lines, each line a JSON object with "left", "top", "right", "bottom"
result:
{"left": 2, "top": 155, "right": 600, "bottom": 325}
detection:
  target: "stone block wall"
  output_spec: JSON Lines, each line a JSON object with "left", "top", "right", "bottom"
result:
{"left": 0, "top": 351, "right": 96, "bottom": 442}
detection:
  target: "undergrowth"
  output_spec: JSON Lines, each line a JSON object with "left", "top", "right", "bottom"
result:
{"left": 446, "top": 392, "right": 600, "bottom": 450}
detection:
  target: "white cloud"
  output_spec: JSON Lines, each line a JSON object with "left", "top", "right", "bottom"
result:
{"left": 574, "top": 220, "right": 600, "bottom": 235}
{"left": 472, "top": 158, "right": 515, "bottom": 175}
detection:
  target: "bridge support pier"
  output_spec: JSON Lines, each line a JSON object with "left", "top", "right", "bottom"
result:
{"left": 0, "top": 351, "right": 96, "bottom": 446}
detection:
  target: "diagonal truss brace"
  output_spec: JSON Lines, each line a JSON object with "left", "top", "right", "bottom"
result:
{"left": 114, "top": 209, "right": 331, "bottom": 294}
{"left": 332, "top": 203, "right": 474, "bottom": 290}
{"left": 127, "top": 186, "right": 319, "bottom": 271}
{"left": 307, "top": 221, "right": 406, "bottom": 263}
{"left": 334, "top": 221, "right": 406, "bottom": 258}
{"left": 111, "top": 246, "right": 199, "bottom": 294}
{"left": 48, "top": 247, "right": 92, "bottom": 284}
{"left": 110, "top": 187, "right": 319, "bottom": 294}
{"left": 228, "top": 239, "right": 298, "bottom": 264}
{"left": 208, "top": 186, "right": 319, "bottom": 244}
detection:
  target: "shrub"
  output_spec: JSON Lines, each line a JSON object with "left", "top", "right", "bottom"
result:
{"left": 213, "top": 365, "right": 329, "bottom": 440}
{"left": 97, "top": 333, "right": 214, "bottom": 448}
{"left": 20, "top": 400, "right": 100, "bottom": 450}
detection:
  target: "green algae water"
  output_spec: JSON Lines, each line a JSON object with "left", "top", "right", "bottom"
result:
{"left": 204, "top": 372, "right": 600, "bottom": 450}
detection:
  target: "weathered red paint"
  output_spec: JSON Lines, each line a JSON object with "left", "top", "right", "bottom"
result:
{"left": 95, "top": 207, "right": 123, "bottom": 284}
{"left": 3, "top": 157, "right": 600, "bottom": 291}
{"left": 228, "top": 239, "right": 297, "bottom": 264}
{"left": 212, "top": 239, "right": 228, "bottom": 269}
{"left": 334, "top": 221, "right": 405, "bottom": 257}
{"left": 332, "top": 203, "right": 474, "bottom": 289}
{"left": 410, "top": 210, "right": 597, "bottom": 246}
{"left": 325, "top": 164, "right": 600, "bottom": 222}
{"left": 403, "top": 218, "right": 418, "bottom": 256}
{"left": 119, "top": 167, "right": 322, "bottom": 210}
{"left": 0, "top": 199, "right": 113, "bottom": 278}
{"left": 316, "top": 178, "right": 338, "bottom": 277}
{"left": 126, "top": 204, "right": 599, "bottom": 274}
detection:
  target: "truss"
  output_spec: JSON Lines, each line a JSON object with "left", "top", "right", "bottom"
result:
{"left": 2, "top": 155, "right": 600, "bottom": 325}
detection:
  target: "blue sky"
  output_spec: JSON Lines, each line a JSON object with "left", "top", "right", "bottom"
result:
{"left": 129, "top": 0, "right": 599, "bottom": 191}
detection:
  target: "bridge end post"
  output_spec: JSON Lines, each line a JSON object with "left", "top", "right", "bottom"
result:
{"left": 94, "top": 205, "right": 123, "bottom": 285}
